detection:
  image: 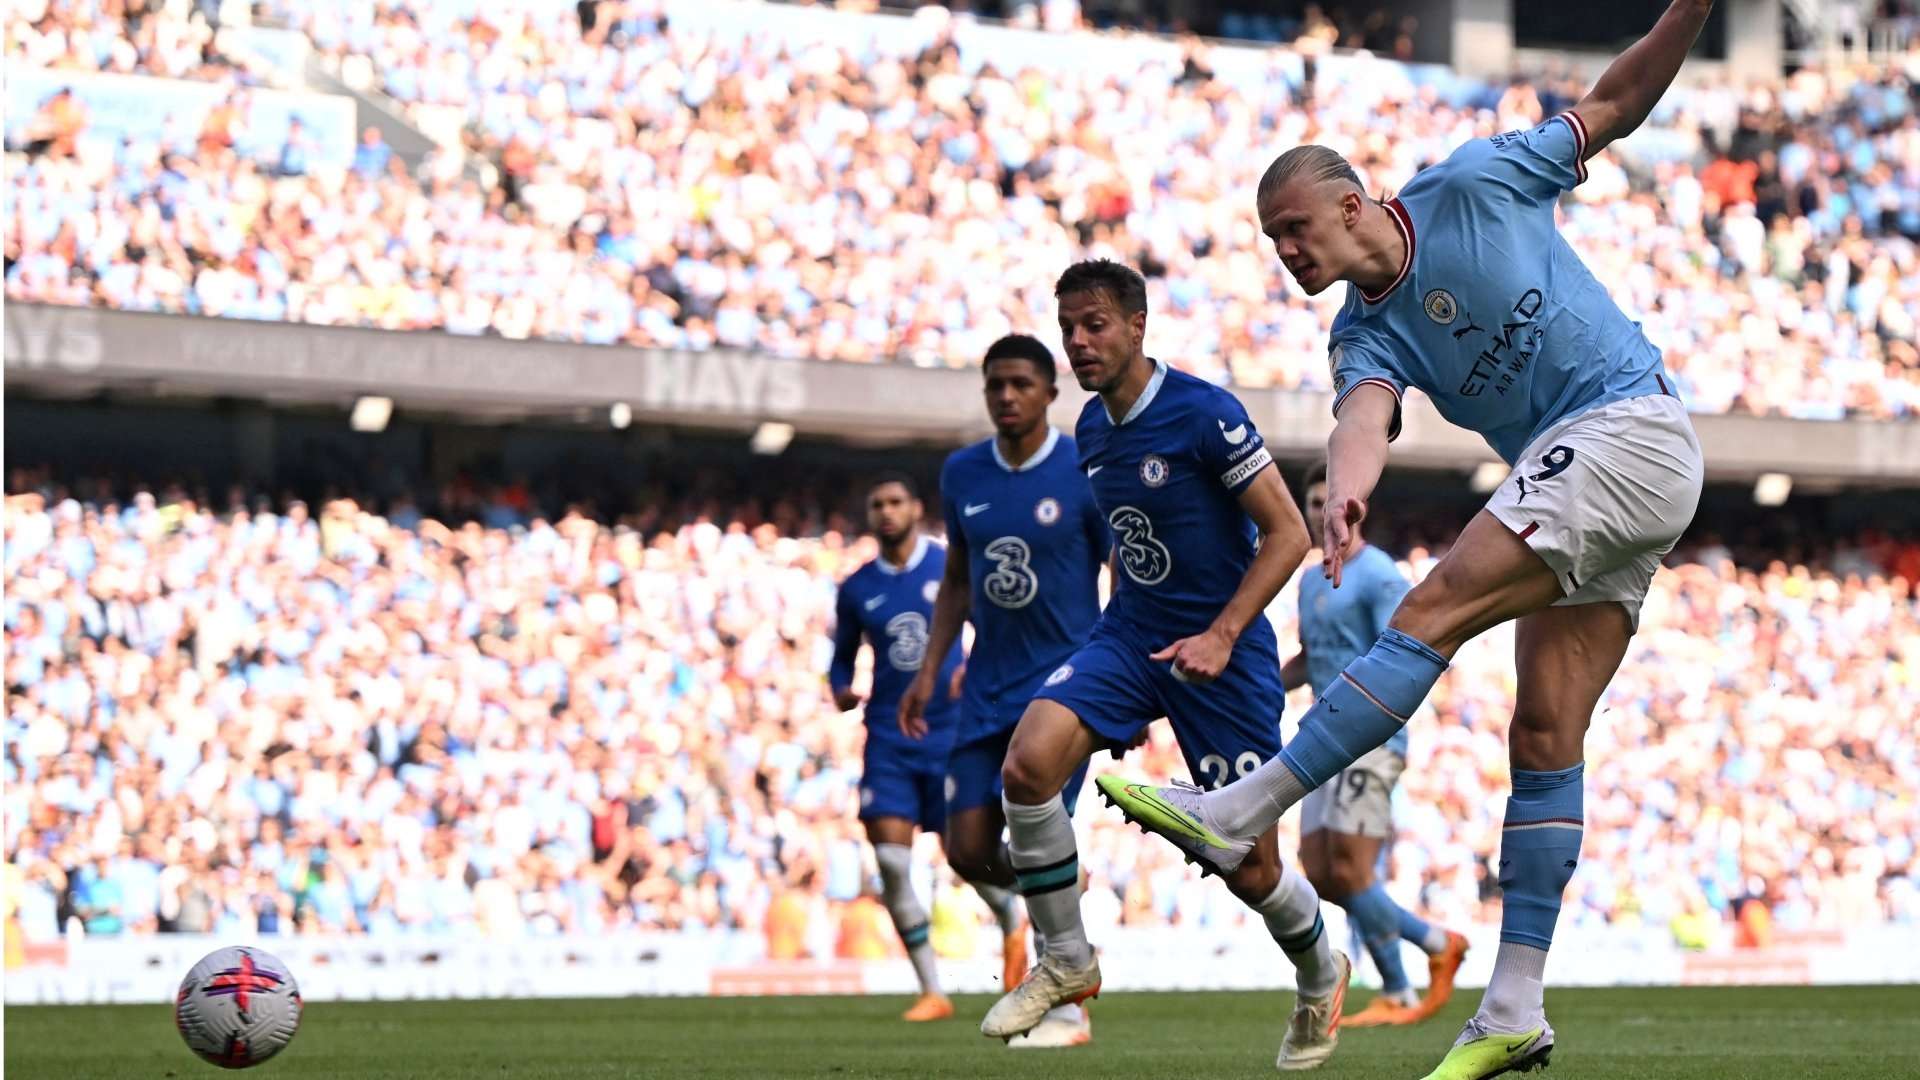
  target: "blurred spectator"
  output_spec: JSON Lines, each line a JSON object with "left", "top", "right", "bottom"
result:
{"left": 4, "top": 474, "right": 1916, "bottom": 950}
{"left": 5, "top": 2, "right": 1918, "bottom": 418}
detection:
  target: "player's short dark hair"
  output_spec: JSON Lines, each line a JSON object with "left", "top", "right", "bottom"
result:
{"left": 868, "top": 471, "right": 919, "bottom": 501}
{"left": 1301, "top": 460, "right": 1328, "bottom": 492}
{"left": 982, "top": 334, "right": 1057, "bottom": 385}
{"left": 1055, "top": 259, "right": 1148, "bottom": 317}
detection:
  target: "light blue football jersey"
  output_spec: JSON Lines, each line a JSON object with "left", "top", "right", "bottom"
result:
{"left": 1297, "top": 544, "right": 1412, "bottom": 755}
{"left": 1329, "top": 111, "right": 1677, "bottom": 465}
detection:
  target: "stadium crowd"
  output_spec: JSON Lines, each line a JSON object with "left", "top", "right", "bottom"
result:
{"left": 5, "top": 474, "right": 1918, "bottom": 961}
{"left": 5, "top": 1, "right": 1920, "bottom": 418}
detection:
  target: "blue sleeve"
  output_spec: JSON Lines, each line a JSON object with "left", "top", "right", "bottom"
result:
{"left": 829, "top": 581, "right": 862, "bottom": 692}
{"left": 1443, "top": 111, "right": 1589, "bottom": 207}
{"left": 1328, "top": 332, "right": 1406, "bottom": 442}
{"left": 1195, "top": 390, "right": 1275, "bottom": 495}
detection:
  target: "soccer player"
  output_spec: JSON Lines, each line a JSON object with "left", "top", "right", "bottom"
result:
{"left": 1286, "top": 462, "right": 1467, "bottom": 1027}
{"left": 899, "top": 333, "right": 1107, "bottom": 1049}
{"left": 830, "top": 474, "right": 968, "bottom": 1022}
{"left": 1100, "top": 3, "right": 1713, "bottom": 1076}
{"left": 982, "top": 260, "right": 1351, "bottom": 1072}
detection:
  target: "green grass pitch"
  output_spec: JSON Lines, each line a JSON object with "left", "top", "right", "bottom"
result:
{"left": 8, "top": 986, "right": 1918, "bottom": 1078}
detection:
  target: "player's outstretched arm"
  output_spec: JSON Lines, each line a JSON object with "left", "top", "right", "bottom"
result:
{"left": 1150, "top": 466, "right": 1309, "bottom": 683}
{"left": 900, "top": 533, "right": 971, "bottom": 738}
{"left": 1324, "top": 384, "right": 1396, "bottom": 586}
{"left": 1575, "top": 0, "right": 1715, "bottom": 158}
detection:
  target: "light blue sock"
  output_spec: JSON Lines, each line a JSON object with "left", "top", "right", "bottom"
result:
{"left": 1498, "top": 764, "right": 1584, "bottom": 949}
{"left": 1280, "top": 629, "right": 1448, "bottom": 788}
{"left": 1210, "top": 629, "right": 1448, "bottom": 839}
{"left": 1342, "top": 884, "right": 1413, "bottom": 994}
{"left": 1405, "top": 903, "right": 1436, "bottom": 945}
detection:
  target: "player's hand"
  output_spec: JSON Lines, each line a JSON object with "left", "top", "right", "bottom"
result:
{"left": 833, "top": 688, "right": 862, "bottom": 713}
{"left": 948, "top": 663, "right": 966, "bottom": 700}
{"left": 1150, "top": 627, "right": 1234, "bottom": 686}
{"left": 1322, "top": 493, "right": 1368, "bottom": 586}
{"left": 897, "top": 672, "right": 934, "bottom": 739}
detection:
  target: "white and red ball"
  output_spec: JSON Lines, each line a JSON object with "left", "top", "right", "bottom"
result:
{"left": 174, "top": 946, "right": 303, "bottom": 1069}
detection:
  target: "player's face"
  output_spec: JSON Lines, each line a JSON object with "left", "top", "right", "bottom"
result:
{"left": 1258, "top": 178, "right": 1360, "bottom": 297}
{"left": 1057, "top": 289, "right": 1146, "bottom": 394}
{"left": 1304, "top": 481, "right": 1328, "bottom": 539}
{"left": 983, "top": 358, "right": 1057, "bottom": 439}
{"left": 866, "top": 482, "right": 921, "bottom": 544}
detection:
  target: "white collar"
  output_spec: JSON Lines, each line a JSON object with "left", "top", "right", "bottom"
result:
{"left": 1105, "top": 358, "right": 1168, "bottom": 426}
{"left": 992, "top": 427, "right": 1061, "bottom": 473}
{"left": 876, "top": 534, "right": 931, "bottom": 575}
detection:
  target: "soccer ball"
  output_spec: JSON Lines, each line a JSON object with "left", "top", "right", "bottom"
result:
{"left": 175, "top": 946, "right": 303, "bottom": 1069}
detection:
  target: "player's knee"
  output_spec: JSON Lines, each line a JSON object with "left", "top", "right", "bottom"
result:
{"left": 1386, "top": 575, "right": 1454, "bottom": 644}
{"left": 1301, "top": 858, "right": 1341, "bottom": 901}
{"left": 944, "top": 833, "right": 995, "bottom": 882}
{"left": 999, "top": 753, "right": 1060, "bottom": 806}
{"left": 1325, "top": 852, "right": 1374, "bottom": 899}
{"left": 1508, "top": 705, "right": 1586, "bottom": 771}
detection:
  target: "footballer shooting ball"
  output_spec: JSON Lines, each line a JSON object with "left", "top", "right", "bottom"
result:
{"left": 175, "top": 946, "right": 303, "bottom": 1069}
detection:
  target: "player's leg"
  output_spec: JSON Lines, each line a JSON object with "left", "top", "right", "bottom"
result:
{"left": 1425, "top": 600, "right": 1632, "bottom": 1079}
{"left": 1212, "top": 511, "right": 1564, "bottom": 839}
{"left": 1103, "top": 510, "right": 1563, "bottom": 874}
{"left": 981, "top": 698, "right": 1105, "bottom": 1038}
{"left": 1478, "top": 601, "right": 1629, "bottom": 1033}
{"left": 1151, "top": 644, "right": 1348, "bottom": 1071}
{"left": 943, "top": 729, "right": 1039, "bottom": 1002}
{"left": 864, "top": 813, "right": 951, "bottom": 1020}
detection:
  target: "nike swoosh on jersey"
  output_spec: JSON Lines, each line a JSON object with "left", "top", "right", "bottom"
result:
{"left": 864, "top": 595, "right": 886, "bottom": 611}
{"left": 1086, "top": 465, "right": 1104, "bottom": 477}
{"left": 964, "top": 502, "right": 991, "bottom": 516}
{"left": 1219, "top": 420, "right": 1248, "bottom": 445}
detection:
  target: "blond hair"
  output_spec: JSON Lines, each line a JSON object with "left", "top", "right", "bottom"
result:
{"left": 1257, "top": 145, "right": 1365, "bottom": 205}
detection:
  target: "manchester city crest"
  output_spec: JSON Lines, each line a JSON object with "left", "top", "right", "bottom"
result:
{"left": 1424, "top": 288, "right": 1458, "bottom": 325}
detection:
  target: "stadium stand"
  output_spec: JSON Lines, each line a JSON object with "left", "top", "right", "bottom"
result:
{"left": 5, "top": 1, "right": 1919, "bottom": 418}
{"left": 5, "top": 472, "right": 1916, "bottom": 958}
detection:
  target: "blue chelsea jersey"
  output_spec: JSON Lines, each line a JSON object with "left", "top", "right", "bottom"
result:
{"left": 1075, "top": 361, "right": 1279, "bottom": 650}
{"left": 1329, "top": 111, "right": 1675, "bottom": 465}
{"left": 1297, "top": 544, "right": 1412, "bottom": 755}
{"left": 830, "top": 536, "right": 964, "bottom": 759}
{"left": 940, "top": 428, "right": 1108, "bottom": 742}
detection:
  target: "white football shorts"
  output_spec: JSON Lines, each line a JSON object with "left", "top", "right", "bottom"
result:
{"left": 1298, "top": 746, "right": 1406, "bottom": 839}
{"left": 1485, "top": 393, "right": 1704, "bottom": 628}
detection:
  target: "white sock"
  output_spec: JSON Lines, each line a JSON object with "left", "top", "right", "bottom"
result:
{"left": 1255, "top": 864, "right": 1338, "bottom": 999}
{"left": 1476, "top": 942, "right": 1548, "bottom": 1031}
{"left": 1004, "top": 795, "right": 1093, "bottom": 968}
{"left": 876, "top": 842, "right": 940, "bottom": 995}
{"left": 972, "top": 881, "right": 1022, "bottom": 936}
{"left": 1042, "top": 1003, "right": 1086, "bottom": 1024}
{"left": 1418, "top": 925, "right": 1451, "bottom": 955}
{"left": 1387, "top": 988, "right": 1420, "bottom": 1007}
{"left": 1205, "top": 756, "right": 1312, "bottom": 839}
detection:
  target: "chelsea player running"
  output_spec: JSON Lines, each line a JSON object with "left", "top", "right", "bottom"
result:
{"left": 983, "top": 260, "right": 1350, "bottom": 1072}
{"left": 1102, "top": 3, "right": 1713, "bottom": 1076}
{"left": 899, "top": 333, "right": 1108, "bottom": 1049}
{"left": 830, "top": 473, "right": 970, "bottom": 1022}
{"left": 1288, "top": 462, "right": 1467, "bottom": 1028}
